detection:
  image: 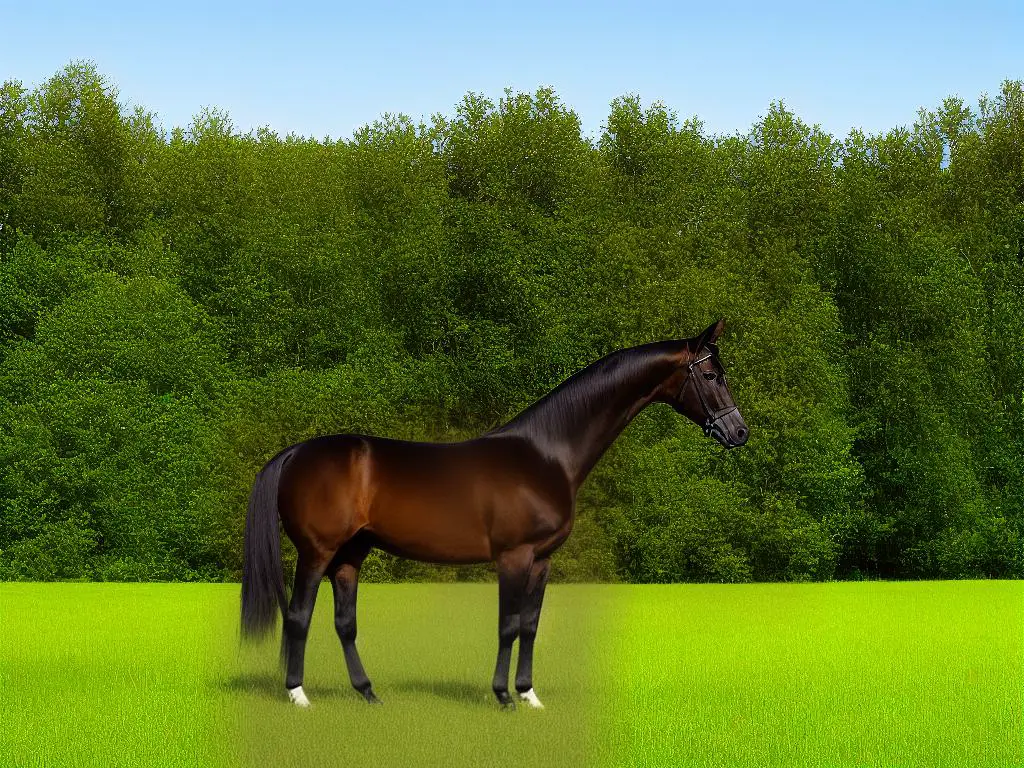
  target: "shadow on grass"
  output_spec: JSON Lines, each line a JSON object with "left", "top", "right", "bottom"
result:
{"left": 218, "top": 673, "right": 350, "bottom": 701}
{"left": 392, "top": 678, "right": 493, "bottom": 706}
{"left": 220, "top": 672, "right": 497, "bottom": 708}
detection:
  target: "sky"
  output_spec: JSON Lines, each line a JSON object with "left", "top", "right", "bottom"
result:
{"left": 2, "top": 0, "right": 1021, "bottom": 142}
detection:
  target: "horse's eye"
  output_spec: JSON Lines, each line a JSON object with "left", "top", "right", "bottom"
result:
{"left": 703, "top": 372, "right": 717, "bottom": 381}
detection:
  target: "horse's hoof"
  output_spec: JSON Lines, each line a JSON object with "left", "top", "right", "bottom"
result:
{"left": 495, "top": 691, "right": 515, "bottom": 710}
{"left": 287, "top": 686, "right": 311, "bottom": 708}
{"left": 362, "top": 689, "right": 383, "bottom": 705}
{"left": 518, "top": 688, "right": 544, "bottom": 709}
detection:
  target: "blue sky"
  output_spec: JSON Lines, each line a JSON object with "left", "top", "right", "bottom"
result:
{"left": 2, "top": 0, "right": 1021, "bottom": 141}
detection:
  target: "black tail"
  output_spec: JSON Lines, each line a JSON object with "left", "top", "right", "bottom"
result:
{"left": 240, "top": 447, "right": 295, "bottom": 640}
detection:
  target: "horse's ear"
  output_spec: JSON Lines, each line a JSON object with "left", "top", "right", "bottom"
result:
{"left": 695, "top": 319, "right": 725, "bottom": 348}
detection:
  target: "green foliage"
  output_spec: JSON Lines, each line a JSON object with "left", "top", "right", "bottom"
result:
{"left": 4, "top": 62, "right": 159, "bottom": 245}
{"left": 36, "top": 273, "right": 227, "bottom": 396}
{"left": 1, "top": 63, "right": 1021, "bottom": 581}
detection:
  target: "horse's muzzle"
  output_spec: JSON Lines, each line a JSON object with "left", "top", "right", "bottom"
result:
{"left": 708, "top": 411, "right": 749, "bottom": 449}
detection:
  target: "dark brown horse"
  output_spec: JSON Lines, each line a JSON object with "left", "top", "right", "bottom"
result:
{"left": 240, "top": 319, "right": 748, "bottom": 709}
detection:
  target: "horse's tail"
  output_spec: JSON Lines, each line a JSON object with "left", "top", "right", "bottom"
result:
{"left": 240, "top": 447, "right": 296, "bottom": 640}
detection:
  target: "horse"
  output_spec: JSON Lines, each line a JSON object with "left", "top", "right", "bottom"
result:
{"left": 240, "top": 319, "right": 748, "bottom": 709}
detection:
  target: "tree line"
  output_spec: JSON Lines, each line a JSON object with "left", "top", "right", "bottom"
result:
{"left": 1, "top": 62, "right": 1021, "bottom": 582}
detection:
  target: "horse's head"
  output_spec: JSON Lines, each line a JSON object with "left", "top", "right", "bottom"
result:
{"left": 664, "top": 319, "right": 749, "bottom": 449}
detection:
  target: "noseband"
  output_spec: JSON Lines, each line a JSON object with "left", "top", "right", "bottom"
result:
{"left": 676, "top": 353, "right": 739, "bottom": 437}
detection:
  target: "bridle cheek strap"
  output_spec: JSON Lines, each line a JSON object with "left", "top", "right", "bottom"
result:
{"left": 676, "top": 354, "right": 738, "bottom": 436}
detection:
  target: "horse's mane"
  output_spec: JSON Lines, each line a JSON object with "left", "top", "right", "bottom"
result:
{"left": 489, "top": 340, "right": 684, "bottom": 442}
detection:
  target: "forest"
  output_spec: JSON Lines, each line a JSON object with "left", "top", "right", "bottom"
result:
{"left": 1, "top": 62, "right": 1021, "bottom": 582}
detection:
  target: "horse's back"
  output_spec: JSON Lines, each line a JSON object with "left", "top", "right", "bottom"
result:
{"left": 362, "top": 436, "right": 511, "bottom": 562}
{"left": 276, "top": 432, "right": 573, "bottom": 564}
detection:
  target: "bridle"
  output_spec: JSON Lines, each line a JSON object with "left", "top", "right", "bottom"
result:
{"left": 675, "top": 350, "right": 739, "bottom": 437}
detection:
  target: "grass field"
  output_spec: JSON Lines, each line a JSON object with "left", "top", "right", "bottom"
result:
{"left": 601, "top": 582, "right": 1024, "bottom": 767}
{"left": 0, "top": 583, "right": 226, "bottom": 767}
{"left": 1, "top": 582, "right": 1021, "bottom": 767}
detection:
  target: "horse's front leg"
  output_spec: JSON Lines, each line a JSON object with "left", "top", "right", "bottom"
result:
{"left": 492, "top": 546, "right": 533, "bottom": 709}
{"left": 514, "top": 558, "right": 551, "bottom": 708}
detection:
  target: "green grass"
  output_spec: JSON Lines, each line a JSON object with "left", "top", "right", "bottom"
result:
{"left": 229, "top": 583, "right": 605, "bottom": 768}
{"left": 1, "top": 582, "right": 1020, "bottom": 767}
{"left": 0, "top": 583, "right": 228, "bottom": 767}
{"left": 600, "top": 582, "right": 1024, "bottom": 767}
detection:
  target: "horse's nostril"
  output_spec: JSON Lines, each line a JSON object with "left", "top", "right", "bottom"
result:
{"left": 737, "top": 428, "right": 748, "bottom": 440}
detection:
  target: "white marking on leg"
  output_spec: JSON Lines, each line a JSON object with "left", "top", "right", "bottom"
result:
{"left": 288, "top": 685, "right": 311, "bottom": 708}
{"left": 518, "top": 688, "right": 544, "bottom": 709}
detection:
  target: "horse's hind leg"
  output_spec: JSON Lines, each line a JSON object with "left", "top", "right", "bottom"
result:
{"left": 330, "top": 536, "right": 380, "bottom": 704}
{"left": 283, "top": 553, "right": 330, "bottom": 707}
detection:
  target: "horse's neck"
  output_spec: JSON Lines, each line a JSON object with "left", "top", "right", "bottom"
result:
{"left": 558, "top": 383, "right": 658, "bottom": 490}
{"left": 502, "top": 348, "right": 680, "bottom": 491}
